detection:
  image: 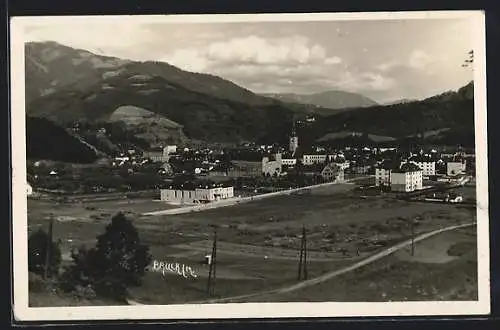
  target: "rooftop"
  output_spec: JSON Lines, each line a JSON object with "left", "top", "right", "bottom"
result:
{"left": 167, "top": 179, "right": 233, "bottom": 190}
{"left": 393, "top": 162, "right": 422, "bottom": 173}
{"left": 377, "top": 160, "right": 401, "bottom": 170}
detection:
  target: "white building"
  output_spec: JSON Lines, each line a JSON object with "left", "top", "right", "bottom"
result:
{"left": 302, "top": 154, "right": 335, "bottom": 166}
{"left": 281, "top": 158, "right": 297, "bottom": 166}
{"left": 262, "top": 154, "right": 283, "bottom": 176}
{"left": 321, "top": 163, "right": 344, "bottom": 182}
{"left": 27, "top": 183, "right": 33, "bottom": 196}
{"left": 390, "top": 163, "right": 423, "bottom": 192}
{"left": 375, "top": 168, "right": 392, "bottom": 186}
{"left": 447, "top": 160, "right": 467, "bottom": 176}
{"left": 160, "top": 181, "right": 234, "bottom": 205}
{"left": 164, "top": 145, "right": 177, "bottom": 154}
{"left": 289, "top": 135, "right": 299, "bottom": 154}
{"left": 406, "top": 157, "right": 436, "bottom": 176}
{"left": 335, "top": 161, "right": 350, "bottom": 171}
{"left": 375, "top": 160, "right": 399, "bottom": 186}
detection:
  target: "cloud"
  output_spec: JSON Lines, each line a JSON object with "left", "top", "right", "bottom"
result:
{"left": 409, "top": 49, "right": 432, "bottom": 69}
{"left": 164, "top": 35, "right": 340, "bottom": 69}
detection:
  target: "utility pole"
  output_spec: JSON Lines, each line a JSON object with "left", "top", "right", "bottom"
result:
{"left": 410, "top": 219, "right": 415, "bottom": 257}
{"left": 207, "top": 227, "right": 217, "bottom": 296}
{"left": 297, "top": 225, "right": 308, "bottom": 281}
{"left": 43, "top": 216, "right": 54, "bottom": 279}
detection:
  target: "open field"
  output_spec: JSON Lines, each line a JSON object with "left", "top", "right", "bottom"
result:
{"left": 246, "top": 226, "right": 478, "bottom": 302}
{"left": 27, "top": 181, "right": 478, "bottom": 305}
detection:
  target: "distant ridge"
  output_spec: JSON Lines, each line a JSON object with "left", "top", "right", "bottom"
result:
{"left": 262, "top": 90, "right": 378, "bottom": 110}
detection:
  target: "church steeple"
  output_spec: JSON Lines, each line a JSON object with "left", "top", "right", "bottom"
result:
{"left": 289, "top": 121, "right": 299, "bottom": 155}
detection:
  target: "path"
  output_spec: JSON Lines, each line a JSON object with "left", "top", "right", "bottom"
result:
{"left": 126, "top": 221, "right": 475, "bottom": 305}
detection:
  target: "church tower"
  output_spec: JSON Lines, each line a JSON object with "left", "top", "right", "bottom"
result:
{"left": 289, "top": 122, "right": 299, "bottom": 155}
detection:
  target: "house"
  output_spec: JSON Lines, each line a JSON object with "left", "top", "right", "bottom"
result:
{"left": 227, "top": 161, "right": 262, "bottom": 178}
{"left": 160, "top": 180, "right": 234, "bottom": 205}
{"left": 27, "top": 183, "right": 33, "bottom": 196}
{"left": 390, "top": 162, "right": 423, "bottom": 192}
{"left": 143, "top": 148, "right": 165, "bottom": 162}
{"left": 227, "top": 153, "right": 282, "bottom": 177}
{"left": 281, "top": 158, "right": 297, "bottom": 166}
{"left": 349, "top": 161, "right": 374, "bottom": 175}
{"left": 321, "top": 163, "right": 344, "bottom": 182}
{"left": 375, "top": 160, "right": 400, "bottom": 187}
{"left": 447, "top": 159, "right": 467, "bottom": 176}
{"left": 406, "top": 156, "right": 436, "bottom": 177}
{"left": 262, "top": 153, "right": 282, "bottom": 176}
{"left": 302, "top": 154, "right": 335, "bottom": 166}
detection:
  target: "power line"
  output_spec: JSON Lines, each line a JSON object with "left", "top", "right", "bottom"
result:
{"left": 207, "top": 227, "right": 217, "bottom": 296}
{"left": 297, "top": 225, "right": 308, "bottom": 281}
{"left": 44, "top": 216, "right": 55, "bottom": 279}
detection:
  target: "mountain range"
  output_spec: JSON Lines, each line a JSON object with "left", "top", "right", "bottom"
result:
{"left": 262, "top": 91, "right": 378, "bottom": 111}
{"left": 24, "top": 41, "right": 475, "bottom": 162}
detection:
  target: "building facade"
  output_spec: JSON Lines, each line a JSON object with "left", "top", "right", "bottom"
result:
{"left": 302, "top": 154, "right": 335, "bottom": 166}
{"left": 227, "top": 161, "right": 262, "bottom": 177}
{"left": 289, "top": 135, "right": 299, "bottom": 154}
{"left": 144, "top": 149, "right": 164, "bottom": 162}
{"left": 390, "top": 163, "right": 423, "bottom": 192}
{"left": 375, "top": 168, "right": 392, "bottom": 186}
{"left": 281, "top": 158, "right": 297, "bottom": 166}
{"left": 321, "top": 163, "right": 345, "bottom": 182}
{"left": 160, "top": 183, "right": 234, "bottom": 204}
{"left": 447, "top": 160, "right": 467, "bottom": 176}
{"left": 406, "top": 157, "right": 436, "bottom": 176}
{"left": 262, "top": 153, "right": 282, "bottom": 176}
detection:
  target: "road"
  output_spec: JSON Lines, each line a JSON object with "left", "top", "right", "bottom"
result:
{"left": 126, "top": 221, "right": 475, "bottom": 305}
{"left": 141, "top": 176, "right": 369, "bottom": 217}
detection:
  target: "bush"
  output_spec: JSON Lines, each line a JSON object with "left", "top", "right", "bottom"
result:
{"left": 28, "top": 229, "right": 62, "bottom": 278}
{"left": 28, "top": 272, "right": 46, "bottom": 293}
{"left": 61, "top": 213, "right": 152, "bottom": 300}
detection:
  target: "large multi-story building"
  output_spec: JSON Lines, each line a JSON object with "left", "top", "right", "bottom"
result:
{"left": 302, "top": 154, "right": 336, "bottom": 166}
{"left": 390, "top": 162, "right": 423, "bottom": 192}
{"left": 226, "top": 153, "right": 282, "bottom": 177}
{"left": 406, "top": 156, "right": 436, "bottom": 177}
{"left": 375, "top": 160, "right": 399, "bottom": 186}
{"left": 160, "top": 180, "right": 234, "bottom": 205}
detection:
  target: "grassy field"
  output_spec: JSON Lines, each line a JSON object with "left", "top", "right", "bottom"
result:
{"left": 247, "top": 226, "right": 478, "bottom": 302}
{"left": 27, "top": 182, "right": 478, "bottom": 305}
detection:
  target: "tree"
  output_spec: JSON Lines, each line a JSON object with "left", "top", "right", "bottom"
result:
{"left": 61, "top": 213, "right": 152, "bottom": 299}
{"left": 28, "top": 229, "right": 62, "bottom": 277}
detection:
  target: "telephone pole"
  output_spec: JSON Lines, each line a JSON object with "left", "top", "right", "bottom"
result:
{"left": 43, "top": 216, "right": 54, "bottom": 279}
{"left": 207, "top": 227, "right": 218, "bottom": 296}
{"left": 410, "top": 219, "right": 415, "bottom": 257}
{"left": 297, "top": 225, "right": 308, "bottom": 281}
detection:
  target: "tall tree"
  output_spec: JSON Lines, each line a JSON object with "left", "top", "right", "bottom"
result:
{"left": 61, "top": 213, "right": 152, "bottom": 299}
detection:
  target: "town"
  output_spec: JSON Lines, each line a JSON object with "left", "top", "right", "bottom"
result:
{"left": 27, "top": 122, "right": 474, "bottom": 206}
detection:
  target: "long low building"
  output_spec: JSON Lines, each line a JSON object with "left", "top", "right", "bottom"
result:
{"left": 160, "top": 180, "right": 234, "bottom": 205}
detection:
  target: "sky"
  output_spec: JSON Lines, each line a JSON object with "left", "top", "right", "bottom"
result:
{"left": 24, "top": 17, "right": 475, "bottom": 103}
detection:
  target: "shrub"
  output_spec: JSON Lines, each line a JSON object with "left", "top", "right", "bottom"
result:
{"left": 28, "top": 229, "right": 62, "bottom": 278}
{"left": 60, "top": 213, "right": 152, "bottom": 300}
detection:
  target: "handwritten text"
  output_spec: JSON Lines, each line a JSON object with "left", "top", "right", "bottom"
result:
{"left": 150, "top": 260, "right": 199, "bottom": 279}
